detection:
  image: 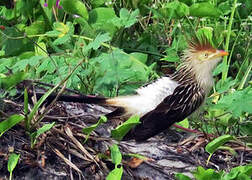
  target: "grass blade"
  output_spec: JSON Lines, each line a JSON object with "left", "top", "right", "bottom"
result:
{"left": 0, "top": 115, "right": 24, "bottom": 136}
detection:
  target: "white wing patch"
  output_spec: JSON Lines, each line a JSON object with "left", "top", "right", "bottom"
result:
{"left": 107, "top": 77, "right": 179, "bottom": 117}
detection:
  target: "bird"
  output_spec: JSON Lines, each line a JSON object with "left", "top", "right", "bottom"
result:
{"left": 27, "top": 35, "right": 228, "bottom": 142}
{"left": 103, "top": 36, "right": 228, "bottom": 141}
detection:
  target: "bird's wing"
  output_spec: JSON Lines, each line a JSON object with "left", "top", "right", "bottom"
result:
{"left": 106, "top": 76, "right": 179, "bottom": 117}
{"left": 123, "top": 83, "right": 205, "bottom": 141}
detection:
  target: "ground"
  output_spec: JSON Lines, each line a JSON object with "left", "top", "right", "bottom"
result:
{"left": 0, "top": 98, "right": 251, "bottom": 180}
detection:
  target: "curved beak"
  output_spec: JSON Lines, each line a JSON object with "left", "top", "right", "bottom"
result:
{"left": 218, "top": 50, "right": 229, "bottom": 57}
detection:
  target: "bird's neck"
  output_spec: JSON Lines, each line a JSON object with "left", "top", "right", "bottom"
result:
{"left": 172, "top": 58, "right": 220, "bottom": 93}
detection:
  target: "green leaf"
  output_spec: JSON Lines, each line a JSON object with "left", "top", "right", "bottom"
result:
{"left": 8, "top": 153, "right": 20, "bottom": 173}
{"left": 237, "top": 0, "right": 252, "bottom": 19}
{"left": 30, "top": 122, "right": 55, "bottom": 147}
{"left": 45, "top": 30, "right": 61, "bottom": 37}
{"left": 24, "top": 89, "right": 28, "bottom": 115}
{"left": 238, "top": 165, "right": 252, "bottom": 176}
{"left": 82, "top": 116, "right": 107, "bottom": 141}
{"left": 54, "top": 22, "right": 70, "bottom": 35}
{"left": 205, "top": 107, "right": 233, "bottom": 126}
{"left": 111, "top": 115, "right": 140, "bottom": 141}
{"left": 0, "top": 71, "right": 27, "bottom": 90}
{"left": 193, "top": 166, "right": 223, "bottom": 180}
{"left": 24, "top": 88, "right": 29, "bottom": 130}
{"left": 53, "top": 33, "right": 71, "bottom": 46}
{"left": 90, "top": 49, "right": 152, "bottom": 96}
{"left": 162, "top": 48, "right": 180, "bottom": 62}
{"left": 18, "top": 51, "right": 35, "bottom": 59}
{"left": 1, "top": 27, "right": 33, "bottom": 56}
{"left": 61, "top": 0, "right": 89, "bottom": 20}
{"left": 82, "top": 116, "right": 107, "bottom": 134}
{"left": 189, "top": 2, "right": 222, "bottom": 18}
{"left": 27, "top": 85, "right": 61, "bottom": 123}
{"left": 217, "top": 146, "right": 237, "bottom": 156}
{"left": 111, "top": 8, "right": 139, "bottom": 28}
{"left": 51, "top": 22, "right": 74, "bottom": 46}
{"left": 106, "top": 166, "right": 123, "bottom": 180}
{"left": 35, "top": 42, "right": 48, "bottom": 56}
{"left": 90, "top": 0, "right": 105, "bottom": 8}
{"left": 218, "top": 1, "right": 232, "bottom": 15}
{"left": 175, "top": 173, "right": 192, "bottom": 180}
{"left": 240, "top": 122, "right": 252, "bottom": 136}
{"left": 88, "top": 8, "right": 118, "bottom": 36}
{"left": 37, "top": 58, "right": 55, "bottom": 74}
{"left": 106, "top": 144, "right": 123, "bottom": 180}
{"left": 110, "top": 144, "right": 122, "bottom": 166}
{"left": 213, "top": 61, "right": 228, "bottom": 76}
{"left": 48, "top": 0, "right": 57, "bottom": 9}
{"left": 237, "top": 173, "right": 251, "bottom": 180}
{"left": 130, "top": 52, "right": 148, "bottom": 64}
{"left": 216, "top": 87, "right": 252, "bottom": 117}
{"left": 205, "top": 135, "right": 234, "bottom": 154}
{"left": 74, "top": 17, "right": 95, "bottom": 37}
{"left": 84, "top": 33, "right": 111, "bottom": 52}
{"left": 223, "top": 165, "right": 252, "bottom": 179}
{"left": 12, "top": 56, "right": 43, "bottom": 72}
{"left": 188, "top": 165, "right": 252, "bottom": 180}
{"left": 215, "top": 77, "right": 236, "bottom": 93}
{"left": 176, "top": 118, "right": 189, "bottom": 129}
{"left": 0, "top": 115, "right": 24, "bottom": 136}
{"left": 160, "top": 1, "right": 189, "bottom": 19}
{"left": 120, "top": 8, "right": 139, "bottom": 28}
{"left": 25, "top": 21, "right": 45, "bottom": 35}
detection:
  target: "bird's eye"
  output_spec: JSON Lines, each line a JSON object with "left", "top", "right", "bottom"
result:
{"left": 204, "top": 53, "right": 208, "bottom": 58}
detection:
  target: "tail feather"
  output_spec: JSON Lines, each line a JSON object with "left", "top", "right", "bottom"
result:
{"left": 25, "top": 92, "right": 107, "bottom": 104}
{"left": 56, "top": 94, "right": 107, "bottom": 104}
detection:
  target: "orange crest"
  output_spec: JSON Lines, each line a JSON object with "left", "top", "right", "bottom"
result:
{"left": 188, "top": 36, "right": 216, "bottom": 53}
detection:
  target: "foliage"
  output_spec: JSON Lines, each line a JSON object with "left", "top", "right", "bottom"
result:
{"left": 205, "top": 134, "right": 234, "bottom": 154}
{"left": 176, "top": 165, "right": 252, "bottom": 180}
{"left": 82, "top": 115, "right": 107, "bottom": 141}
{"left": 0, "top": 115, "right": 24, "bottom": 136}
{"left": 205, "top": 134, "right": 234, "bottom": 164}
{"left": 7, "top": 153, "right": 20, "bottom": 180}
{"left": 0, "top": 0, "right": 251, "bottom": 177}
{"left": 61, "top": 0, "right": 88, "bottom": 20}
{"left": 30, "top": 122, "right": 55, "bottom": 148}
{"left": 106, "top": 144, "right": 123, "bottom": 180}
{"left": 82, "top": 115, "right": 139, "bottom": 141}
{"left": 111, "top": 115, "right": 140, "bottom": 141}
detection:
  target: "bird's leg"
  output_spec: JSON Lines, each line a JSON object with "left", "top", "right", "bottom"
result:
{"left": 172, "top": 124, "right": 201, "bottom": 134}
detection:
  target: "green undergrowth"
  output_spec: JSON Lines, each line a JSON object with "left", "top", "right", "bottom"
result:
{"left": 0, "top": 0, "right": 251, "bottom": 179}
{"left": 176, "top": 165, "right": 252, "bottom": 180}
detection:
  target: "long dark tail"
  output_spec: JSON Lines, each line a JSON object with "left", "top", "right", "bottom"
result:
{"left": 19, "top": 91, "right": 126, "bottom": 117}
{"left": 34, "top": 92, "right": 107, "bottom": 104}
{"left": 15, "top": 91, "right": 107, "bottom": 105}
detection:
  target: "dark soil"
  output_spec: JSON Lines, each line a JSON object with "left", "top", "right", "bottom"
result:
{"left": 0, "top": 99, "right": 251, "bottom": 180}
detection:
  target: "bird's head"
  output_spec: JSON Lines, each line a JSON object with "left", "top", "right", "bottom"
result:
{"left": 182, "top": 36, "right": 228, "bottom": 90}
{"left": 184, "top": 37, "right": 228, "bottom": 64}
